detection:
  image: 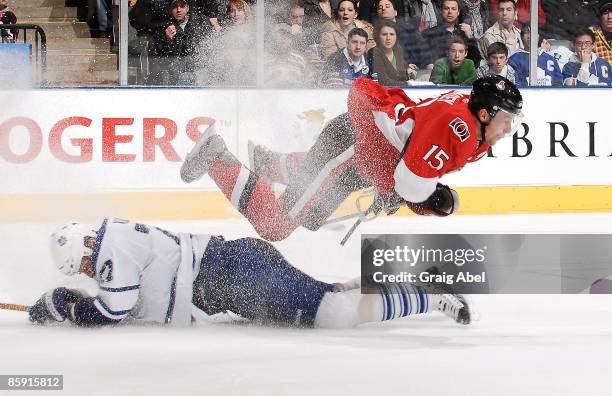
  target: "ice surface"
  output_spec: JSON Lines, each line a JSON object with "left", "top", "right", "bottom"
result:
{"left": 1, "top": 214, "right": 612, "bottom": 395}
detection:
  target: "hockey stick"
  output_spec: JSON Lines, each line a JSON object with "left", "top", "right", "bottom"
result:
{"left": 322, "top": 211, "right": 362, "bottom": 226}
{"left": 340, "top": 218, "right": 363, "bottom": 245}
{"left": 339, "top": 191, "right": 407, "bottom": 245}
{"left": 340, "top": 199, "right": 385, "bottom": 246}
{"left": 0, "top": 303, "right": 29, "bottom": 312}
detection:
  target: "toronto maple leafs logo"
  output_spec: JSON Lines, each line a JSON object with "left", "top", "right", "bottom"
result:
{"left": 448, "top": 117, "right": 470, "bottom": 142}
{"left": 57, "top": 236, "right": 67, "bottom": 246}
{"left": 99, "top": 260, "right": 113, "bottom": 283}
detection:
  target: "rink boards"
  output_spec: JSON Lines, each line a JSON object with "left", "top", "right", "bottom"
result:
{"left": 0, "top": 88, "right": 610, "bottom": 222}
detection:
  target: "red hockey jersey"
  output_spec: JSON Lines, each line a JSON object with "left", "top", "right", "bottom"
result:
{"left": 348, "top": 77, "right": 489, "bottom": 203}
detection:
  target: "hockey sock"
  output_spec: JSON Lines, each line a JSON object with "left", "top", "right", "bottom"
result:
{"left": 371, "top": 283, "right": 431, "bottom": 322}
{"left": 314, "top": 283, "right": 431, "bottom": 328}
{"left": 274, "top": 153, "right": 308, "bottom": 185}
{"left": 259, "top": 151, "right": 307, "bottom": 185}
{"left": 208, "top": 155, "right": 301, "bottom": 241}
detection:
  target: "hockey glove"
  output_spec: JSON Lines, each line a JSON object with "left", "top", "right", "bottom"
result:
{"left": 406, "top": 183, "right": 459, "bottom": 217}
{"left": 370, "top": 191, "right": 406, "bottom": 216}
{"left": 28, "top": 288, "right": 84, "bottom": 324}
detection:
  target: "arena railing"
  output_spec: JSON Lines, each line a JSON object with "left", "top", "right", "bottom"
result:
{"left": 0, "top": 24, "right": 48, "bottom": 87}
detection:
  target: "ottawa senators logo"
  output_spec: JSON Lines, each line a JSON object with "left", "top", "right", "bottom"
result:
{"left": 449, "top": 117, "right": 470, "bottom": 142}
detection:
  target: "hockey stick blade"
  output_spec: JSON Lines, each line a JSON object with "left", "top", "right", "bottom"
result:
{"left": 0, "top": 303, "right": 29, "bottom": 312}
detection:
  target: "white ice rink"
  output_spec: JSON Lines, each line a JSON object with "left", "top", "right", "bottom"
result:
{"left": 2, "top": 214, "right": 612, "bottom": 395}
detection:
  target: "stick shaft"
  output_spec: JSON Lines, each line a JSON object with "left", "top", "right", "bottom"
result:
{"left": 0, "top": 303, "right": 29, "bottom": 312}
{"left": 322, "top": 212, "right": 361, "bottom": 226}
{"left": 340, "top": 218, "right": 362, "bottom": 246}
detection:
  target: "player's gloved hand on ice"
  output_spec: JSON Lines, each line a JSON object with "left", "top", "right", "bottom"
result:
{"left": 406, "top": 183, "right": 459, "bottom": 217}
{"left": 28, "top": 287, "right": 84, "bottom": 324}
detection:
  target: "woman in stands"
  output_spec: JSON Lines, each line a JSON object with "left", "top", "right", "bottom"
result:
{"left": 368, "top": 19, "right": 418, "bottom": 85}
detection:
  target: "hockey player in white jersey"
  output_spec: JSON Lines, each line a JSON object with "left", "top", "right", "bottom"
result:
{"left": 29, "top": 218, "right": 473, "bottom": 328}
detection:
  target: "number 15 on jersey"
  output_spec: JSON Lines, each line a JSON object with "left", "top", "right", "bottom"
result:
{"left": 423, "top": 145, "right": 449, "bottom": 170}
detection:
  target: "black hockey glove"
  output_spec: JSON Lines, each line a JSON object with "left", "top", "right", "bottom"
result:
{"left": 406, "top": 183, "right": 459, "bottom": 217}
{"left": 28, "top": 288, "right": 84, "bottom": 324}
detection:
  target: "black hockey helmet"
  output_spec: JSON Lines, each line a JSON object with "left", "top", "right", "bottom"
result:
{"left": 468, "top": 75, "right": 523, "bottom": 120}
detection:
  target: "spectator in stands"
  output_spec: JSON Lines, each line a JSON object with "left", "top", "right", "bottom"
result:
{"left": 376, "top": 0, "right": 398, "bottom": 21}
{"left": 147, "top": 0, "right": 212, "bottom": 85}
{"left": 488, "top": 0, "right": 546, "bottom": 28}
{"left": 542, "top": 0, "right": 599, "bottom": 41}
{"left": 430, "top": 33, "right": 476, "bottom": 84}
{"left": 461, "top": 0, "right": 491, "bottom": 40}
{"left": 403, "top": 0, "right": 442, "bottom": 31}
{"left": 193, "top": 0, "right": 257, "bottom": 30}
{"left": 480, "top": 0, "right": 523, "bottom": 59}
{"left": 590, "top": 1, "right": 612, "bottom": 63}
{"left": 0, "top": 2, "right": 15, "bottom": 42}
{"left": 129, "top": 0, "right": 173, "bottom": 36}
{"left": 321, "top": 0, "right": 375, "bottom": 59}
{"left": 375, "top": 0, "right": 431, "bottom": 68}
{"left": 0, "top": 0, "right": 17, "bottom": 43}
{"left": 264, "top": 23, "right": 314, "bottom": 87}
{"left": 214, "top": 0, "right": 255, "bottom": 86}
{"left": 475, "top": 41, "right": 518, "bottom": 83}
{"left": 321, "top": 27, "right": 372, "bottom": 86}
{"left": 280, "top": 0, "right": 319, "bottom": 51}
{"left": 368, "top": 20, "right": 418, "bottom": 85}
{"left": 87, "top": 0, "right": 113, "bottom": 38}
{"left": 374, "top": 0, "right": 431, "bottom": 67}
{"left": 422, "top": 0, "right": 481, "bottom": 67}
{"left": 508, "top": 25, "right": 562, "bottom": 86}
{"left": 562, "top": 28, "right": 612, "bottom": 86}
{"left": 303, "top": 0, "right": 333, "bottom": 34}
{"left": 226, "top": 0, "right": 252, "bottom": 26}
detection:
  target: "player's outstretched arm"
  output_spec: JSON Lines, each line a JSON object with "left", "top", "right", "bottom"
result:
{"left": 29, "top": 287, "right": 124, "bottom": 327}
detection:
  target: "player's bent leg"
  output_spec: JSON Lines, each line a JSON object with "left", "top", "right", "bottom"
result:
{"left": 314, "top": 282, "right": 472, "bottom": 329}
{"left": 248, "top": 141, "right": 308, "bottom": 185}
{"left": 207, "top": 154, "right": 302, "bottom": 241}
{"left": 199, "top": 237, "right": 335, "bottom": 327}
{"left": 300, "top": 165, "right": 369, "bottom": 231}
{"left": 207, "top": 113, "right": 365, "bottom": 241}
{"left": 277, "top": 113, "right": 370, "bottom": 230}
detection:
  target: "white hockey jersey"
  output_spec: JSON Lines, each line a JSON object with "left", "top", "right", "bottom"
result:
{"left": 74, "top": 218, "right": 211, "bottom": 326}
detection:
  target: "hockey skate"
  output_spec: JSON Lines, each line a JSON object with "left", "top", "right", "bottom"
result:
{"left": 428, "top": 289, "right": 472, "bottom": 325}
{"left": 180, "top": 124, "right": 227, "bottom": 183}
{"left": 422, "top": 266, "right": 472, "bottom": 324}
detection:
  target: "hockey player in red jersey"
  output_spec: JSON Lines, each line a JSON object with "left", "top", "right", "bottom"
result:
{"left": 180, "top": 76, "right": 523, "bottom": 242}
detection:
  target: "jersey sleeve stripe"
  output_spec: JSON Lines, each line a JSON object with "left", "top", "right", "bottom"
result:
{"left": 100, "top": 285, "right": 140, "bottom": 292}
{"left": 164, "top": 275, "right": 178, "bottom": 324}
{"left": 94, "top": 297, "right": 130, "bottom": 319}
{"left": 90, "top": 218, "right": 109, "bottom": 276}
{"left": 372, "top": 110, "right": 414, "bottom": 151}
